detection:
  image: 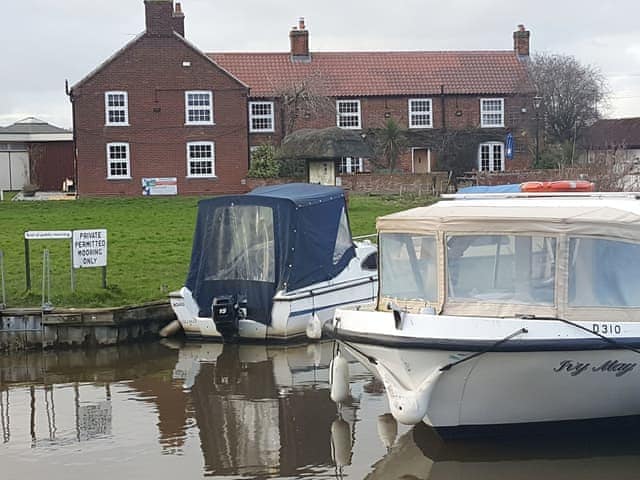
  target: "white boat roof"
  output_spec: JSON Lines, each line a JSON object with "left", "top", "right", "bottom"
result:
{"left": 377, "top": 193, "right": 640, "bottom": 239}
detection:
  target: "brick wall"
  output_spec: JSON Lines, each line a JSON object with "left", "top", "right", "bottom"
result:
{"left": 249, "top": 94, "right": 535, "bottom": 173}
{"left": 247, "top": 172, "right": 451, "bottom": 195}
{"left": 73, "top": 34, "right": 249, "bottom": 197}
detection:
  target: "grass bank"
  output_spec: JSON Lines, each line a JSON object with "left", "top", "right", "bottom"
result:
{"left": 0, "top": 193, "right": 433, "bottom": 308}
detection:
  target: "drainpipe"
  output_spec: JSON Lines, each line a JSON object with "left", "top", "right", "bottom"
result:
{"left": 440, "top": 85, "right": 446, "bottom": 130}
{"left": 65, "top": 80, "right": 78, "bottom": 197}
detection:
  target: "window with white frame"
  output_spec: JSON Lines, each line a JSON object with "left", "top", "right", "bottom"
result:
{"left": 478, "top": 142, "right": 504, "bottom": 172}
{"left": 408, "top": 98, "right": 433, "bottom": 128}
{"left": 336, "top": 100, "right": 361, "bottom": 129}
{"left": 185, "top": 91, "right": 214, "bottom": 125}
{"left": 249, "top": 101, "right": 274, "bottom": 132}
{"left": 480, "top": 98, "right": 504, "bottom": 127}
{"left": 105, "top": 91, "right": 128, "bottom": 126}
{"left": 187, "top": 141, "right": 215, "bottom": 177}
{"left": 338, "top": 157, "right": 364, "bottom": 174}
{"left": 106, "top": 142, "right": 130, "bottom": 179}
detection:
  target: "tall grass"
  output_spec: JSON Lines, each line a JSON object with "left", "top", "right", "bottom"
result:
{"left": 0, "top": 194, "right": 433, "bottom": 308}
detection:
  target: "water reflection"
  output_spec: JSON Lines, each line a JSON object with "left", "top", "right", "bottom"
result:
{"left": 170, "top": 341, "right": 339, "bottom": 477}
{"left": 2, "top": 341, "right": 640, "bottom": 478}
{"left": 366, "top": 421, "right": 640, "bottom": 479}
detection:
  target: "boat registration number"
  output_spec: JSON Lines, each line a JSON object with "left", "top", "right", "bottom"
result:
{"left": 592, "top": 323, "right": 622, "bottom": 335}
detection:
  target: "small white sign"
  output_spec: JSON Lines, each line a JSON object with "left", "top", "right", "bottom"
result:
{"left": 24, "top": 230, "right": 72, "bottom": 240}
{"left": 73, "top": 229, "right": 107, "bottom": 268}
{"left": 142, "top": 177, "right": 178, "bottom": 196}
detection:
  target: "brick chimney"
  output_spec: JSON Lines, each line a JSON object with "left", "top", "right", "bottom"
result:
{"left": 290, "top": 17, "right": 310, "bottom": 62}
{"left": 144, "top": 0, "right": 175, "bottom": 36}
{"left": 172, "top": 2, "right": 185, "bottom": 37}
{"left": 513, "top": 24, "right": 530, "bottom": 57}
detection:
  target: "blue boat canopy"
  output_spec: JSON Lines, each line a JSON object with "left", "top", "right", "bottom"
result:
{"left": 185, "top": 183, "right": 356, "bottom": 323}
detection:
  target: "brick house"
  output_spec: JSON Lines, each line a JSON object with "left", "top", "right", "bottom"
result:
{"left": 70, "top": 0, "right": 249, "bottom": 197}
{"left": 210, "top": 20, "right": 537, "bottom": 177}
{"left": 72, "top": 1, "right": 536, "bottom": 196}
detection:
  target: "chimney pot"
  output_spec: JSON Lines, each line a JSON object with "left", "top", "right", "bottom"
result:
{"left": 513, "top": 25, "right": 530, "bottom": 57}
{"left": 290, "top": 17, "right": 310, "bottom": 62}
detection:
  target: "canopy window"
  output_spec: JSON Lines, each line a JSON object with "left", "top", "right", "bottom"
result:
{"left": 446, "top": 234, "right": 556, "bottom": 305}
{"left": 569, "top": 237, "right": 640, "bottom": 308}
{"left": 380, "top": 233, "right": 438, "bottom": 303}
{"left": 205, "top": 205, "right": 275, "bottom": 283}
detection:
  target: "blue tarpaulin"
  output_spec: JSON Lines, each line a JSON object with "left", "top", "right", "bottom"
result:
{"left": 458, "top": 184, "right": 522, "bottom": 193}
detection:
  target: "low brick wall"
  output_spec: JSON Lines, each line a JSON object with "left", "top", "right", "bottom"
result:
{"left": 247, "top": 172, "right": 451, "bottom": 195}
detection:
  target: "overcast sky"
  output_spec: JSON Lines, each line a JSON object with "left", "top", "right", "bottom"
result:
{"left": 2, "top": 0, "right": 639, "bottom": 129}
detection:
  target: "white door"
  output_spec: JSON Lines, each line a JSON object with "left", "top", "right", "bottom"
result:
{"left": 308, "top": 160, "right": 336, "bottom": 185}
{"left": 0, "top": 151, "right": 30, "bottom": 190}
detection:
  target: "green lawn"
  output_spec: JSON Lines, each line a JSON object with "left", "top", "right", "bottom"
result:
{"left": 0, "top": 193, "right": 433, "bottom": 308}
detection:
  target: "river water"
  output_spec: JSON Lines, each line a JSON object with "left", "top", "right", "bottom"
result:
{"left": 1, "top": 341, "right": 640, "bottom": 479}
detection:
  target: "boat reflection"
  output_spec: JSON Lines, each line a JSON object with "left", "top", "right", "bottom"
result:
{"left": 170, "top": 341, "right": 343, "bottom": 477}
{"left": 366, "top": 420, "right": 640, "bottom": 479}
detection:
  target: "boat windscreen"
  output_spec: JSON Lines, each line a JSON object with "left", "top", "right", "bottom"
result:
{"left": 204, "top": 205, "right": 275, "bottom": 283}
{"left": 446, "top": 234, "right": 556, "bottom": 304}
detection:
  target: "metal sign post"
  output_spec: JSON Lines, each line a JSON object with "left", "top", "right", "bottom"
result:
{"left": 24, "top": 231, "right": 72, "bottom": 292}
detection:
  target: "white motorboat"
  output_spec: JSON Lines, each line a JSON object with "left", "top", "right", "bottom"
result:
{"left": 328, "top": 190, "right": 640, "bottom": 434}
{"left": 170, "top": 183, "right": 377, "bottom": 342}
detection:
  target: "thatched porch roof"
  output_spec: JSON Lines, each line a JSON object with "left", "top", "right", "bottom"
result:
{"left": 276, "top": 127, "right": 373, "bottom": 160}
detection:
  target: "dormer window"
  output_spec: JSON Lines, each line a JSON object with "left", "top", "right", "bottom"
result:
{"left": 105, "top": 92, "right": 129, "bottom": 126}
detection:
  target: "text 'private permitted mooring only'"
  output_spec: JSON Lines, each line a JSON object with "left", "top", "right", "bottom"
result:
{"left": 73, "top": 229, "right": 107, "bottom": 268}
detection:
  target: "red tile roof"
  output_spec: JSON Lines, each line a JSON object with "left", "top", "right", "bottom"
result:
{"left": 207, "top": 50, "right": 533, "bottom": 98}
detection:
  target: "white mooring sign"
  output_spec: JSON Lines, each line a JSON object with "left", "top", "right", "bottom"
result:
{"left": 73, "top": 229, "right": 107, "bottom": 268}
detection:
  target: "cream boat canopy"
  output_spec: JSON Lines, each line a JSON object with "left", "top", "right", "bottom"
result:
{"left": 376, "top": 194, "right": 640, "bottom": 322}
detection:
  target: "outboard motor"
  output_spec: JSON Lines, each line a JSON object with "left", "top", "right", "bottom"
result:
{"left": 212, "top": 295, "right": 247, "bottom": 341}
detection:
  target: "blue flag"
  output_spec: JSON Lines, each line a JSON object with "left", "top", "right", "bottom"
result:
{"left": 505, "top": 132, "right": 514, "bottom": 160}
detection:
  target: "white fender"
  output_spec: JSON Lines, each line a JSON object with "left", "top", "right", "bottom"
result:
{"left": 306, "top": 343, "right": 322, "bottom": 367}
{"left": 330, "top": 352, "right": 350, "bottom": 403}
{"left": 330, "top": 418, "right": 352, "bottom": 467}
{"left": 376, "top": 365, "right": 442, "bottom": 425}
{"left": 306, "top": 313, "right": 323, "bottom": 339}
{"left": 377, "top": 413, "right": 398, "bottom": 451}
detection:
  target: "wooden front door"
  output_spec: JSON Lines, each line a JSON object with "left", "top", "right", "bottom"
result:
{"left": 413, "top": 148, "right": 435, "bottom": 173}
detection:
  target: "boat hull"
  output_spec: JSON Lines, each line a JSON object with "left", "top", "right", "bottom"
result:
{"left": 330, "top": 309, "right": 640, "bottom": 430}
{"left": 170, "top": 275, "right": 377, "bottom": 341}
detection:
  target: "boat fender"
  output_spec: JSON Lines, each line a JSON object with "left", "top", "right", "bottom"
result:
{"left": 159, "top": 319, "right": 182, "bottom": 338}
{"left": 306, "top": 313, "right": 323, "bottom": 340}
{"left": 377, "top": 413, "right": 398, "bottom": 451}
{"left": 330, "top": 352, "right": 350, "bottom": 403}
{"left": 377, "top": 366, "right": 442, "bottom": 425}
{"left": 331, "top": 418, "right": 352, "bottom": 467}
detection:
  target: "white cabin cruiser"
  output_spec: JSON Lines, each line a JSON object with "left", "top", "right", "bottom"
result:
{"left": 170, "top": 183, "right": 377, "bottom": 342}
{"left": 328, "top": 190, "right": 640, "bottom": 435}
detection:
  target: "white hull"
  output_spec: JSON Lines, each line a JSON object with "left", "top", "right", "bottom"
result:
{"left": 332, "top": 309, "right": 640, "bottom": 429}
{"left": 170, "top": 244, "right": 377, "bottom": 341}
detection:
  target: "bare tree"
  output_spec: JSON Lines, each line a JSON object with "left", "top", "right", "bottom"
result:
{"left": 275, "top": 72, "right": 335, "bottom": 136}
{"left": 528, "top": 53, "right": 609, "bottom": 148}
